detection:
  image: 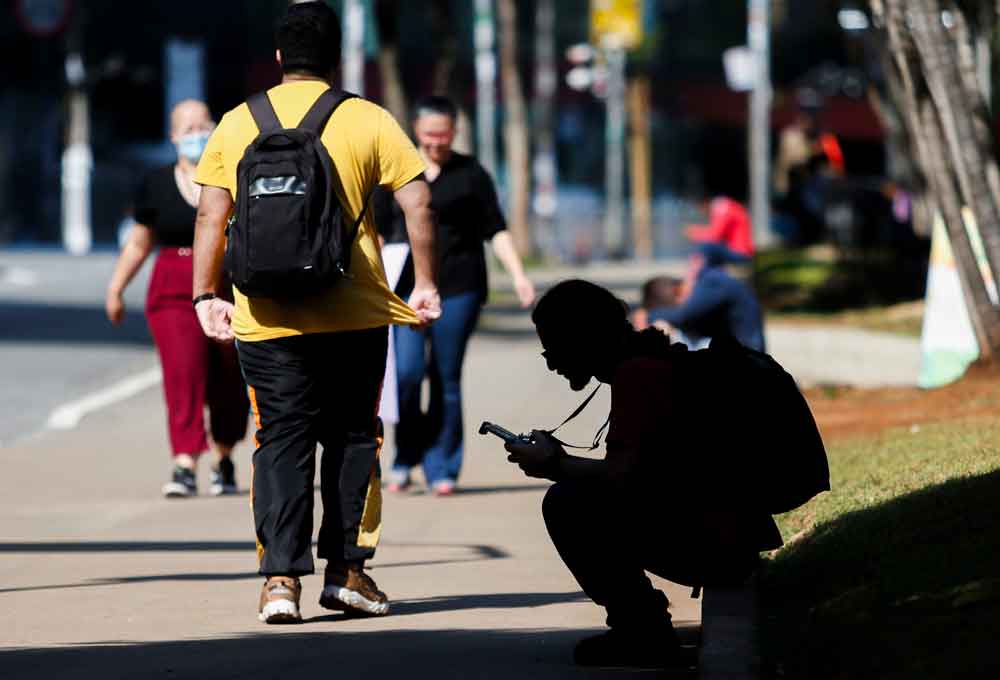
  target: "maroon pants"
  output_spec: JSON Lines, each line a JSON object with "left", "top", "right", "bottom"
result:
{"left": 146, "top": 248, "right": 249, "bottom": 457}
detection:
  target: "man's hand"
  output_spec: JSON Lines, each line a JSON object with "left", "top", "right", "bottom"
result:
{"left": 407, "top": 283, "right": 442, "bottom": 327}
{"left": 195, "top": 298, "right": 236, "bottom": 343}
{"left": 505, "top": 430, "right": 565, "bottom": 480}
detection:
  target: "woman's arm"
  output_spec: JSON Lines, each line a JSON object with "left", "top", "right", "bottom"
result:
{"left": 490, "top": 231, "right": 536, "bottom": 308}
{"left": 105, "top": 223, "right": 156, "bottom": 325}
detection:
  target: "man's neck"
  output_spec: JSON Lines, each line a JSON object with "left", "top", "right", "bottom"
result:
{"left": 281, "top": 72, "right": 330, "bottom": 85}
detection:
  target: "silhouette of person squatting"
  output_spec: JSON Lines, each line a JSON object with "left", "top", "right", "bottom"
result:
{"left": 502, "top": 279, "right": 803, "bottom": 670}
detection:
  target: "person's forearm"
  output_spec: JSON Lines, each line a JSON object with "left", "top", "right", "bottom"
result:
{"left": 192, "top": 203, "right": 228, "bottom": 297}
{"left": 490, "top": 231, "right": 527, "bottom": 280}
{"left": 552, "top": 454, "right": 612, "bottom": 483}
{"left": 108, "top": 227, "right": 154, "bottom": 296}
{"left": 406, "top": 202, "right": 436, "bottom": 286}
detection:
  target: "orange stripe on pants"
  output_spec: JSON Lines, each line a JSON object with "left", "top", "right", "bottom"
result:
{"left": 247, "top": 385, "right": 265, "bottom": 565}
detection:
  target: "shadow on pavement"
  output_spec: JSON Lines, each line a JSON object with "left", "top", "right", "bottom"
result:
{"left": 0, "top": 540, "right": 509, "bottom": 557}
{"left": 0, "top": 302, "right": 151, "bottom": 345}
{"left": 0, "top": 625, "right": 700, "bottom": 680}
{"left": 383, "top": 591, "right": 589, "bottom": 617}
{"left": 395, "top": 483, "right": 551, "bottom": 497}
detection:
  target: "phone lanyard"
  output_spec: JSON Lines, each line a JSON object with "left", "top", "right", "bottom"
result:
{"left": 545, "top": 385, "right": 611, "bottom": 452}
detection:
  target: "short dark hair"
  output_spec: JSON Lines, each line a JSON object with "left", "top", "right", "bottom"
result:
{"left": 413, "top": 95, "right": 458, "bottom": 121}
{"left": 277, "top": 2, "right": 341, "bottom": 76}
{"left": 532, "top": 280, "right": 630, "bottom": 351}
{"left": 641, "top": 276, "right": 682, "bottom": 309}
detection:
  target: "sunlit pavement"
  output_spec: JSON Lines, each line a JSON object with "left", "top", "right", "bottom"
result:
{"left": 0, "top": 324, "right": 700, "bottom": 679}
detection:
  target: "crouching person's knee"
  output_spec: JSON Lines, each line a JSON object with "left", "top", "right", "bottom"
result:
{"left": 542, "top": 481, "right": 567, "bottom": 525}
{"left": 542, "top": 480, "right": 590, "bottom": 539}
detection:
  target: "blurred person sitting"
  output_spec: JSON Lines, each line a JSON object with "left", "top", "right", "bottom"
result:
{"left": 105, "top": 99, "right": 249, "bottom": 498}
{"left": 501, "top": 280, "right": 819, "bottom": 670}
{"left": 684, "top": 195, "right": 754, "bottom": 263}
{"left": 774, "top": 99, "right": 846, "bottom": 244}
{"left": 633, "top": 246, "right": 766, "bottom": 352}
{"left": 383, "top": 95, "right": 537, "bottom": 496}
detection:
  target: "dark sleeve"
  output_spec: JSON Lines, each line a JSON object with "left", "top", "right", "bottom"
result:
{"left": 133, "top": 172, "right": 157, "bottom": 227}
{"left": 473, "top": 164, "right": 507, "bottom": 241}
{"left": 649, "top": 276, "right": 728, "bottom": 328}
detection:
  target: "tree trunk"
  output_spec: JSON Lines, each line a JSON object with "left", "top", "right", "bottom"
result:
{"left": 627, "top": 75, "right": 653, "bottom": 259}
{"left": 497, "top": 0, "right": 532, "bottom": 257}
{"left": 874, "top": 0, "right": 1000, "bottom": 357}
{"left": 919, "top": 98, "right": 1000, "bottom": 352}
{"left": 910, "top": 0, "right": 1000, "bottom": 292}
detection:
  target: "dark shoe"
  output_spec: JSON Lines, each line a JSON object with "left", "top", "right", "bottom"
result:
{"left": 209, "top": 457, "right": 238, "bottom": 496}
{"left": 162, "top": 465, "right": 196, "bottom": 498}
{"left": 572, "top": 628, "right": 692, "bottom": 670}
{"left": 319, "top": 562, "right": 389, "bottom": 616}
{"left": 258, "top": 576, "right": 302, "bottom": 623}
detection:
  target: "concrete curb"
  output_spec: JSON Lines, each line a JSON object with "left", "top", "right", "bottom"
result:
{"left": 698, "top": 582, "right": 760, "bottom": 680}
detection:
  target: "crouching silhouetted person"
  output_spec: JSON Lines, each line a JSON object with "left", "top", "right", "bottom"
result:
{"left": 504, "top": 280, "right": 828, "bottom": 670}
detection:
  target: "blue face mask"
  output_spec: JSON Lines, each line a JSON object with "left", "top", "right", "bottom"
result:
{"left": 177, "top": 132, "right": 210, "bottom": 163}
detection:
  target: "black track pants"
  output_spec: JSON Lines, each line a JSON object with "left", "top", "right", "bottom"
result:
{"left": 237, "top": 327, "right": 388, "bottom": 577}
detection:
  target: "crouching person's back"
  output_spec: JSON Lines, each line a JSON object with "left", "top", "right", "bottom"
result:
{"left": 503, "top": 279, "right": 826, "bottom": 670}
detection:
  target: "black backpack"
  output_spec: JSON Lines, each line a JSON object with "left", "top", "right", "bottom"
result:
{"left": 224, "top": 89, "right": 366, "bottom": 298}
{"left": 699, "top": 334, "right": 831, "bottom": 515}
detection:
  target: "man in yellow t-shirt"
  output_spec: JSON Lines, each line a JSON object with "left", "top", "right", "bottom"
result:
{"left": 191, "top": 2, "right": 440, "bottom": 624}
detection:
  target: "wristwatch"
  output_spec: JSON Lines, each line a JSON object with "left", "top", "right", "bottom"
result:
{"left": 192, "top": 292, "right": 217, "bottom": 308}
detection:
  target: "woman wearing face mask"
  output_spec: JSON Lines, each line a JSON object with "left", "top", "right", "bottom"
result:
{"left": 106, "top": 99, "right": 249, "bottom": 498}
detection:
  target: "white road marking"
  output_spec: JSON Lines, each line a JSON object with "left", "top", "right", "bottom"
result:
{"left": 46, "top": 367, "right": 162, "bottom": 430}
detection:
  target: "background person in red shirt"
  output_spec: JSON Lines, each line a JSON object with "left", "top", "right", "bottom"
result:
{"left": 685, "top": 195, "right": 754, "bottom": 262}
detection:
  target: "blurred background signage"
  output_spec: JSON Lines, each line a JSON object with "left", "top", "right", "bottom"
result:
{"left": 590, "top": 0, "right": 642, "bottom": 50}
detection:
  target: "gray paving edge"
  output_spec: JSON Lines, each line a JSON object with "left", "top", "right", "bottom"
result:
{"left": 698, "top": 581, "right": 760, "bottom": 680}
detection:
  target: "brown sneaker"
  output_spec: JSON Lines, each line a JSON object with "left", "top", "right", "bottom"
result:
{"left": 319, "top": 562, "right": 389, "bottom": 616}
{"left": 258, "top": 576, "right": 302, "bottom": 624}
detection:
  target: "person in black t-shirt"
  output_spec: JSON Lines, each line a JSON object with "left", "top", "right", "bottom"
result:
{"left": 106, "top": 100, "right": 249, "bottom": 499}
{"left": 380, "top": 96, "right": 536, "bottom": 495}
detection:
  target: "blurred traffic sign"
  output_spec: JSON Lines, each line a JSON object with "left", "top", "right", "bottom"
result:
{"left": 15, "top": 0, "right": 72, "bottom": 38}
{"left": 591, "top": 0, "right": 643, "bottom": 50}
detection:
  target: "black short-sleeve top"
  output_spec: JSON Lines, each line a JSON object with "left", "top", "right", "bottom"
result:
{"left": 372, "top": 152, "right": 507, "bottom": 302}
{"left": 133, "top": 165, "right": 198, "bottom": 247}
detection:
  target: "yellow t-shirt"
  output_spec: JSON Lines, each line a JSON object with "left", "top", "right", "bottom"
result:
{"left": 194, "top": 80, "right": 425, "bottom": 342}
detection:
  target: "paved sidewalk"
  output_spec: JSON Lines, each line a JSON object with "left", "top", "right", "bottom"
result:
{"left": 0, "top": 331, "right": 699, "bottom": 679}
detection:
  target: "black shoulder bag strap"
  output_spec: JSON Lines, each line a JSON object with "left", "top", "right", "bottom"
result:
{"left": 299, "top": 89, "right": 369, "bottom": 265}
{"left": 545, "top": 385, "right": 611, "bottom": 452}
{"left": 247, "top": 92, "right": 282, "bottom": 134}
{"left": 299, "top": 88, "right": 355, "bottom": 135}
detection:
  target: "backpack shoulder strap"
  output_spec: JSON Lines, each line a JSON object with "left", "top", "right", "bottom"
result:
{"left": 299, "top": 89, "right": 356, "bottom": 135}
{"left": 247, "top": 92, "right": 282, "bottom": 134}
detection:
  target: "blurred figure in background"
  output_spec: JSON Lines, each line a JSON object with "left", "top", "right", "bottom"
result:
{"left": 633, "top": 246, "right": 766, "bottom": 352}
{"left": 105, "top": 99, "right": 249, "bottom": 498}
{"left": 774, "top": 99, "right": 846, "bottom": 244}
{"left": 684, "top": 195, "right": 754, "bottom": 263}
{"left": 385, "top": 95, "right": 536, "bottom": 496}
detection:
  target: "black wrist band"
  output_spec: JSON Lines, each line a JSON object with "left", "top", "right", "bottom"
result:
{"left": 192, "top": 293, "right": 217, "bottom": 308}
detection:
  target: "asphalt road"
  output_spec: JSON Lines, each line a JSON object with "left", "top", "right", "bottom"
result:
{"left": 0, "top": 250, "right": 157, "bottom": 446}
{"left": 0, "top": 249, "right": 923, "bottom": 448}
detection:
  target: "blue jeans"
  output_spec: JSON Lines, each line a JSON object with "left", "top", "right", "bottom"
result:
{"left": 394, "top": 291, "right": 481, "bottom": 484}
